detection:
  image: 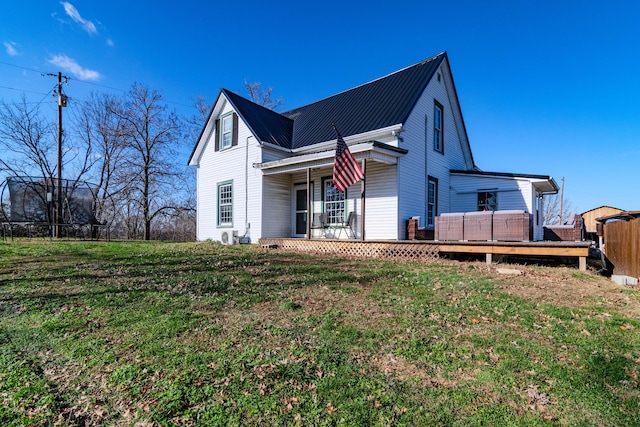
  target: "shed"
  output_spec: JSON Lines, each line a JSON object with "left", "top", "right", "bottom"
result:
{"left": 582, "top": 206, "right": 624, "bottom": 238}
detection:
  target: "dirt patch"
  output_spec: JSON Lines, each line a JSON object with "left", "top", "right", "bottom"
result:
{"left": 456, "top": 261, "right": 640, "bottom": 319}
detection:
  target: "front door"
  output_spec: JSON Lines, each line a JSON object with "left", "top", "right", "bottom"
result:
{"left": 292, "top": 184, "right": 308, "bottom": 237}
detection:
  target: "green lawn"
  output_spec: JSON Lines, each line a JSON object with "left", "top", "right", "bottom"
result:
{"left": 0, "top": 241, "right": 638, "bottom": 426}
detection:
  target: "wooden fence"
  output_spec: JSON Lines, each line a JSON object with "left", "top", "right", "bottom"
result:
{"left": 604, "top": 217, "right": 640, "bottom": 278}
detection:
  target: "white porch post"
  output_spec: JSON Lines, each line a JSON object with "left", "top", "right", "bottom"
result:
{"left": 306, "top": 167, "right": 311, "bottom": 240}
{"left": 361, "top": 159, "right": 366, "bottom": 241}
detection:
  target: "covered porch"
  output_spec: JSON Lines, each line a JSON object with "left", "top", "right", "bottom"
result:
{"left": 256, "top": 140, "right": 407, "bottom": 241}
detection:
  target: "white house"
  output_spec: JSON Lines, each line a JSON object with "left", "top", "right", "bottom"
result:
{"left": 188, "top": 52, "right": 558, "bottom": 243}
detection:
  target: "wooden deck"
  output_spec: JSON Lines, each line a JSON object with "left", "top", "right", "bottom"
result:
{"left": 258, "top": 238, "right": 591, "bottom": 271}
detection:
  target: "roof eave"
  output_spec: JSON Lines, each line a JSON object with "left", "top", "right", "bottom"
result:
{"left": 188, "top": 90, "right": 225, "bottom": 166}
{"left": 451, "top": 169, "right": 559, "bottom": 194}
{"left": 255, "top": 141, "right": 407, "bottom": 175}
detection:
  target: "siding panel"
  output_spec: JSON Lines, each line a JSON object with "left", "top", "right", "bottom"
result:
{"left": 398, "top": 62, "right": 470, "bottom": 236}
{"left": 196, "top": 102, "right": 264, "bottom": 242}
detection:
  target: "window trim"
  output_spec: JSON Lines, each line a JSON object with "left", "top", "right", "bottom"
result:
{"left": 433, "top": 100, "right": 444, "bottom": 154}
{"left": 220, "top": 113, "right": 234, "bottom": 150}
{"left": 477, "top": 190, "right": 498, "bottom": 211}
{"left": 427, "top": 176, "right": 438, "bottom": 229}
{"left": 217, "top": 180, "right": 233, "bottom": 227}
{"left": 321, "top": 176, "right": 346, "bottom": 225}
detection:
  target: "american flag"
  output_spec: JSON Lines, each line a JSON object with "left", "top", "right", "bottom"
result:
{"left": 332, "top": 127, "right": 364, "bottom": 193}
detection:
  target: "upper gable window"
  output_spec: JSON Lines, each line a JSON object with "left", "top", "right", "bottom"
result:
{"left": 221, "top": 114, "right": 234, "bottom": 150}
{"left": 433, "top": 101, "right": 444, "bottom": 153}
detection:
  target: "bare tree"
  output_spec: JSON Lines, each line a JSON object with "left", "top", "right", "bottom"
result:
{"left": 543, "top": 194, "right": 576, "bottom": 225}
{"left": 192, "top": 95, "right": 212, "bottom": 120}
{"left": 244, "top": 80, "right": 284, "bottom": 110}
{"left": 0, "top": 96, "right": 95, "bottom": 232}
{"left": 0, "top": 96, "right": 56, "bottom": 181}
{"left": 73, "top": 93, "right": 128, "bottom": 226}
{"left": 108, "top": 83, "right": 184, "bottom": 240}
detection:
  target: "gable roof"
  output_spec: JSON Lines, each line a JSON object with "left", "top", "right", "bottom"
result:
{"left": 190, "top": 51, "right": 468, "bottom": 164}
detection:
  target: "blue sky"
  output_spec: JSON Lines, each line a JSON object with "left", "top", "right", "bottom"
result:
{"left": 1, "top": 0, "right": 638, "bottom": 214}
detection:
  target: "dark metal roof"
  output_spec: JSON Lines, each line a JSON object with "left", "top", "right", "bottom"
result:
{"left": 222, "top": 89, "right": 293, "bottom": 148}
{"left": 211, "top": 52, "right": 446, "bottom": 151}
{"left": 282, "top": 52, "right": 446, "bottom": 148}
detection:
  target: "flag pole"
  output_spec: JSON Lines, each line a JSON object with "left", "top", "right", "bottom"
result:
{"left": 332, "top": 124, "right": 365, "bottom": 240}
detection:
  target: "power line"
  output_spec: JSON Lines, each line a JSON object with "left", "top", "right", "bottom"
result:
{"left": 25, "top": 84, "right": 58, "bottom": 117}
{"left": 0, "top": 60, "right": 45, "bottom": 75}
{"left": 0, "top": 84, "right": 52, "bottom": 97}
{"left": 0, "top": 60, "right": 196, "bottom": 111}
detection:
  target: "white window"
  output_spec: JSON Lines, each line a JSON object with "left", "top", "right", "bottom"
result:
{"left": 433, "top": 101, "right": 443, "bottom": 153}
{"left": 221, "top": 114, "right": 233, "bottom": 150}
{"left": 324, "top": 179, "right": 345, "bottom": 225}
{"left": 427, "top": 177, "right": 437, "bottom": 227}
{"left": 218, "top": 181, "right": 233, "bottom": 226}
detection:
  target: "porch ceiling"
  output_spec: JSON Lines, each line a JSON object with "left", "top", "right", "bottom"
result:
{"left": 254, "top": 141, "right": 407, "bottom": 175}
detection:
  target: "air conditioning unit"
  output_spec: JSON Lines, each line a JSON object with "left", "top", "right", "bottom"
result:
{"left": 221, "top": 230, "right": 239, "bottom": 245}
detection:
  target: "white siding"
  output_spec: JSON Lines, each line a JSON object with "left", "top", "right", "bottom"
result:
{"left": 449, "top": 173, "right": 547, "bottom": 240}
{"left": 261, "top": 174, "right": 291, "bottom": 238}
{"left": 449, "top": 174, "right": 536, "bottom": 213}
{"left": 362, "top": 161, "right": 398, "bottom": 240}
{"left": 261, "top": 145, "right": 290, "bottom": 163}
{"left": 397, "top": 61, "right": 471, "bottom": 237}
{"left": 195, "top": 101, "right": 263, "bottom": 242}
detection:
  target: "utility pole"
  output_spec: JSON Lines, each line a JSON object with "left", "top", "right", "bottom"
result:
{"left": 46, "top": 72, "right": 69, "bottom": 237}
{"left": 558, "top": 176, "right": 565, "bottom": 224}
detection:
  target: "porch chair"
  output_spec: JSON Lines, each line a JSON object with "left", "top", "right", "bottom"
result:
{"left": 310, "top": 213, "right": 328, "bottom": 237}
{"left": 339, "top": 211, "right": 356, "bottom": 239}
{"left": 543, "top": 213, "right": 583, "bottom": 241}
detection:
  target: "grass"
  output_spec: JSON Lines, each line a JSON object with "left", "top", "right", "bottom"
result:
{"left": 0, "top": 240, "right": 638, "bottom": 426}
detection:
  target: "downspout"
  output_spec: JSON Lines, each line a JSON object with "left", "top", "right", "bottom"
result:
{"left": 241, "top": 135, "right": 253, "bottom": 242}
{"left": 424, "top": 115, "right": 429, "bottom": 225}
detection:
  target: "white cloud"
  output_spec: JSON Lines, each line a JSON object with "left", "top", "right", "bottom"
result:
{"left": 48, "top": 54, "right": 101, "bottom": 81}
{"left": 61, "top": 2, "right": 97, "bottom": 35}
{"left": 106, "top": 38, "right": 114, "bottom": 47}
{"left": 3, "top": 41, "right": 18, "bottom": 56}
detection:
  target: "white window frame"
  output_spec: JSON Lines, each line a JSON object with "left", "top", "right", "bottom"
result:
{"left": 217, "top": 181, "right": 233, "bottom": 226}
{"left": 323, "top": 179, "right": 345, "bottom": 225}
{"left": 221, "top": 114, "right": 233, "bottom": 150}
{"left": 433, "top": 101, "right": 443, "bottom": 153}
{"left": 427, "top": 177, "right": 437, "bottom": 228}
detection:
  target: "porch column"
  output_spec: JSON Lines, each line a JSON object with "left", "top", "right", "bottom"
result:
{"left": 306, "top": 168, "right": 311, "bottom": 240}
{"left": 361, "top": 159, "right": 366, "bottom": 241}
